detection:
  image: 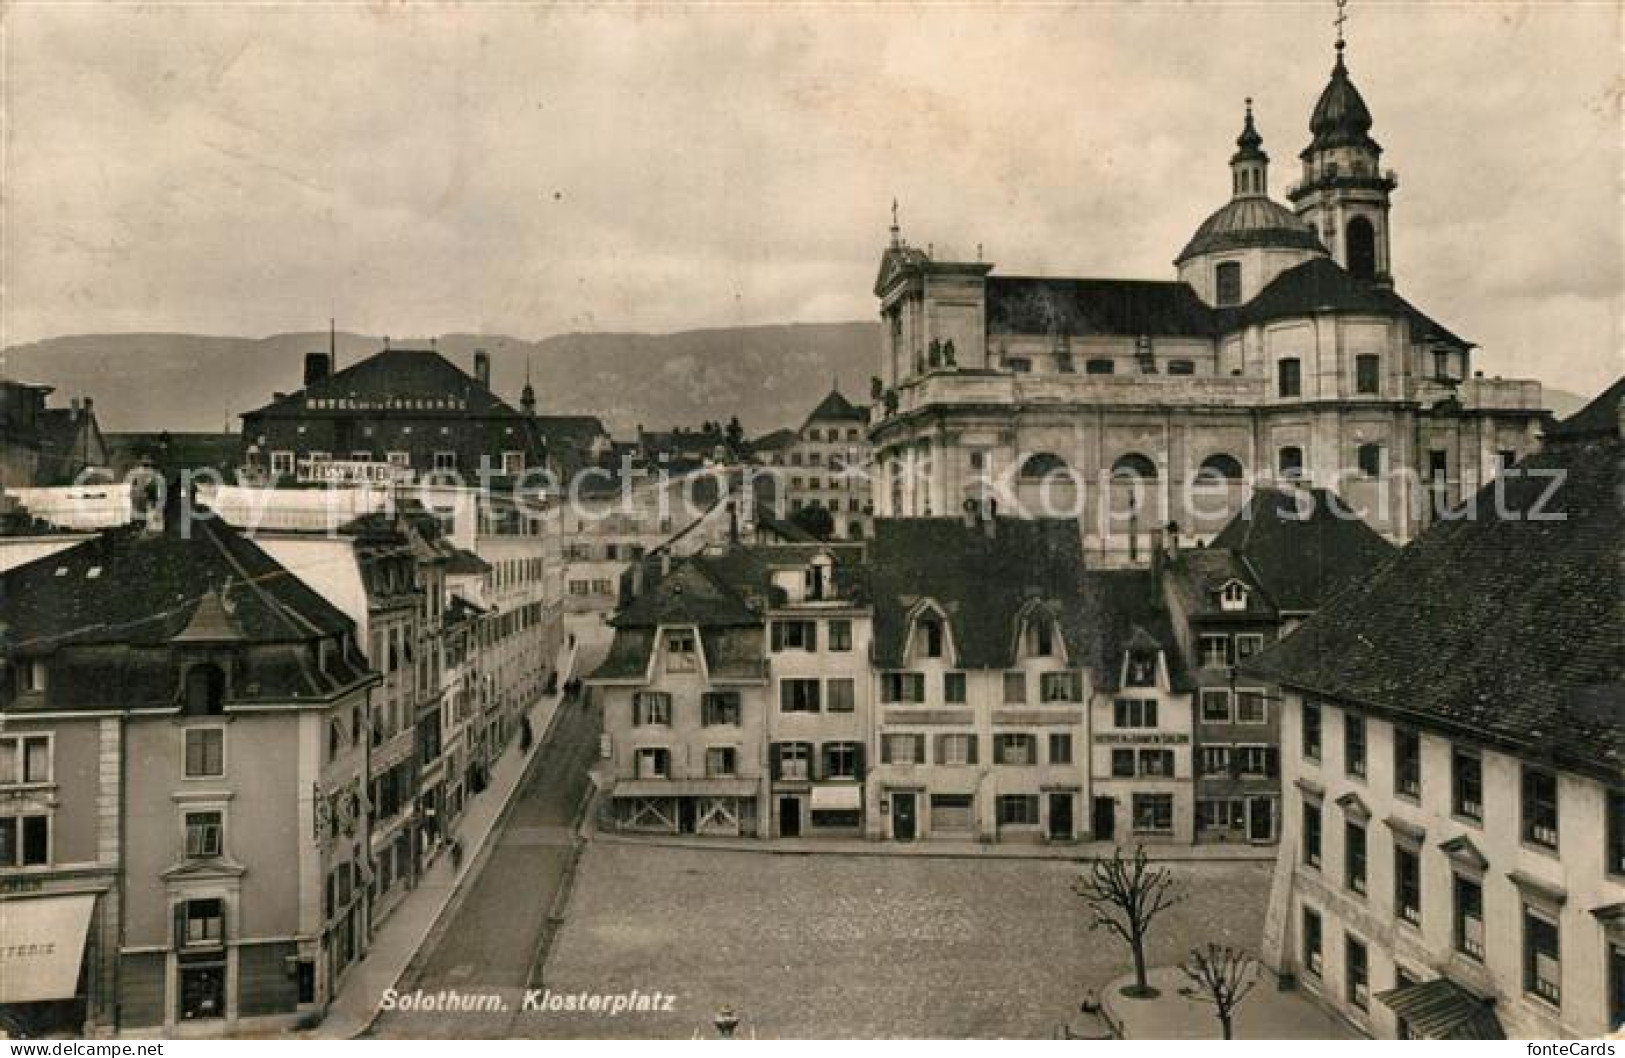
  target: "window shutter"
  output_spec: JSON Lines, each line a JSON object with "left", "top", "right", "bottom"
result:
{"left": 1266, "top": 747, "right": 1280, "bottom": 778}
{"left": 967, "top": 735, "right": 979, "bottom": 765}
{"left": 881, "top": 737, "right": 894, "bottom": 765}
{"left": 934, "top": 735, "right": 946, "bottom": 764}
{"left": 807, "top": 623, "right": 817, "bottom": 652}
{"left": 853, "top": 742, "right": 865, "bottom": 780}
{"left": 914, "top": 734, "right": 926, "bottom": 765}
{"left": 770, "top": 744, "right": 782, "bottom": 780}
{"left": 771, "top": 623, "right": 784, "bottom": 652}
{"left": 173, "top": 902, "right": 188, "bottom": 950}
{"left": 632, "top": 694, "right": 644, "bottom": 727}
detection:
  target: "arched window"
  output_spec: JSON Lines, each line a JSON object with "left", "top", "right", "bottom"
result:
{"left": 1195, "top": 453, "right": 1245, "bottom": 482}
{"left": 1347, "top": 217, "right": 1377, "bottom": 281}
{"left": 1019, "top": 452, "right": 1070, "bottom": 479}
{"left": 1278, "top": 446, "right": 1305, "bottom": 479}
{"left": 1215, "top": 262, "right": 1242, "bottom": 307}
{"left": 1016, "top": 452, "right": 1081, "bottom": 517}
{"left": 1111, "top": 453, "right": 1159, "bottom": 480}
{"left": 184, "top": 663, "right": 226, "bottom": 716}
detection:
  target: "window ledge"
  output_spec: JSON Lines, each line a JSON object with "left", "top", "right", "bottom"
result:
{"left": 172, "top": 790, "right": 235, "bottom": 804}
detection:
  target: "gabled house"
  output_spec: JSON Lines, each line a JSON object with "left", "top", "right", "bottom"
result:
{"left": 1160, "top": 491, "right": 1397, "bottom": 845}
{"left": 867, "top": 516, "right": 1095, "bottom": 843}
{"left": 590, "top": 557, "right": 771, "bottom": 836}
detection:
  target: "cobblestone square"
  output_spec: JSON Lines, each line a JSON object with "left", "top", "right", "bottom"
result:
{"left": 536, "top": 843, "right": 1273, "bottom": 1038}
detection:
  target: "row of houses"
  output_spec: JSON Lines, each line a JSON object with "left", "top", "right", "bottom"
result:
{"left": 587, "top": 486, "right": 1393, "bottom": 846}
{"left": 1252, "top": 380, "right": 1625, "bottom": 1040}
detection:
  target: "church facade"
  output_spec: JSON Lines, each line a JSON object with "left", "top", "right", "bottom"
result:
{"left": 869, "top": 39, "right": 1546, "bottom": 562}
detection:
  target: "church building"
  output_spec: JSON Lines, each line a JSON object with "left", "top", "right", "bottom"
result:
{"left": 869, "top": 33, "right": 1546, "bottom": 561}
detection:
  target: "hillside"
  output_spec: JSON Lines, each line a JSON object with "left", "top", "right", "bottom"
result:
{"left": 0, "top": 325, "right": 1598, "bottom": 437}
{"left": 0, "top": 323, "right": 881, "bottom": 437}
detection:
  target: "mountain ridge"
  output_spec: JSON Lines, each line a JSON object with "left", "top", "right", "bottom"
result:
{"left": 1, "top": 324, "right": 1598, "bottom": 438}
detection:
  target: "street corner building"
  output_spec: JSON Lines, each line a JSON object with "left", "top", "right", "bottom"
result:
{"left": 0, "top": 506, "right": 380, "bottom": 1037}
{"left": 1250, "top": 380, "right": 1625, "bottom": 1039}
{"left": 867, "top": 37, "right": 1547, "bottom": 558}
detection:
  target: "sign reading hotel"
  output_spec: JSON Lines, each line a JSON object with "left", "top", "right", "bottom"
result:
{"left": 304, "top": 396, "right": 469, "bottom": 411}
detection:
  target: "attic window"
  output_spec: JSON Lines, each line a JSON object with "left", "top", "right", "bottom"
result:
{"left": 1220, "top": 582, "right": 1248, "bottom": 611}
{"left": 1026, "top": 618, "right": 1055, "bottom": 657}
{"left": 54, "top": 567, "right": 68, "bottom": 577}
{"left": 86, "top": 567, "right": 103, "bottom": 579}
{"left": 918, "top": 618, "right": 944, "bottom": 659}
{"left": 1125, "top": 651, "right": 1157, "bottom": 687}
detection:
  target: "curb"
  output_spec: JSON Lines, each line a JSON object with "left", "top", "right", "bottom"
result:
{"left": 588, "top": 832, "right": 1278, "bottom": 865}
{"left": 523, "top": 779, "right": 597, "bottom": 990}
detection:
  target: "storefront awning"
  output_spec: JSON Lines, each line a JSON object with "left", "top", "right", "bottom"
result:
{"left": 810, "top": 784, "right": 863, "bottom": 811}
{"left": 1376, "top": 978, "right": 1504, "bottom": 1040}
{"left": 0, "top": 894, "right": 97, "bottom": 1003}
{"left": 613, "top": 779, "right": 758, "bottom": 799}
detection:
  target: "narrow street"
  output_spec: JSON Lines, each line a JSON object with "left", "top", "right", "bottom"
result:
{"left": 369, "top": 694, "right": 602, "bottom": 1038}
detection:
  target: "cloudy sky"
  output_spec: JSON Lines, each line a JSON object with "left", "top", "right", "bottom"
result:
{"left": 3, "top": 2, "right": 1619, "bottom": 396}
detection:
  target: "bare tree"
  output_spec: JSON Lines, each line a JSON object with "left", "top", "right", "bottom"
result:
{"left": 1073, "top": 845, "right": 1183, "bottom": 997}
{"left": 1178, "top": 944, "right": 1257, "bottom": 1040}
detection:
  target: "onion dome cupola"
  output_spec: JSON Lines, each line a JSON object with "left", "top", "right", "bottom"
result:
{"left": 1287, "top": 30, "right": 1399, "bottom": 286}
{"left": 1175, "top": 100, "right": 1328, "bottom": 307}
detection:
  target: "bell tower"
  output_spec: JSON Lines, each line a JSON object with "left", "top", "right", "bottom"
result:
{"left": 1287, "top": 2, "right": 1397, "bottom": 284}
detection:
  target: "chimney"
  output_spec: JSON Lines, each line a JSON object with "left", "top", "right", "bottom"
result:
{"left": 474, "top": 349, "right": 491, "bottom": 388}
{"left": 727, "top": 500, "right": 739, "bottom": 544}
{"left": 981, "top": 499, "right": 997, "bottom": 541}
{"left": 82, "top": 396, "right": 93, "bottom": 416}
{"left": 1166, "top": 521, "right": 1181, "bottom": 557}
{"left": 660, "top": 551, "right": 672, "bottom": 577}
{"left": 304, "top": 352, "right": 332, "bottom": 387}
{"left": 961, "top": 498, "right": 978, "bottom": 529}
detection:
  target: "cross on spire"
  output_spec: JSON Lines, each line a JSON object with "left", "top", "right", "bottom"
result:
{"left": 1334, "top": 0, "right": 1348, "bottom": 51}
{"left": 889, "top": 198, "right": 902, "bottom": 248}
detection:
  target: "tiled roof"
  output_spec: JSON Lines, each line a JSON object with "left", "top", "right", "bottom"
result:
{"left": 869, "top": 517, "right": 1095, "bottom": 670}
{"left": 986, "top": 277, "right": 1217, "bottom": 338}
{"left": 1544, "top": 376, "right": 1623, "bottom": 441}
{"left": 245, "top": 347, "right": 525, "bottom": 418}
{"left": 0, "top": 519, "right": 368, "bottom": 712}
{"left": 1244, "top": 431, "right": 1623, "bottom": 783}
{"left": 750, "top": 428, "right": 798, "bottom": 453}
{"left": 1218, "top": 257, "right": 1471, "bottom": 349}
{"left": 1209, "top": 487, "right": 1397, "bottom": 613}
{"left": 1161, "top": 547, "right": 1275, "bottom": 618}
{"left": 805, "top": 389, "right": 868, "bottom": 425}
{"left": 0, "top": 519, "right": 355, "bottom": 653}
{"left": 1085, "top": 569, "right": 1192, "bottom": 693}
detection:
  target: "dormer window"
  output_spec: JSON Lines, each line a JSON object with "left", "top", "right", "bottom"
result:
{"left": 1125, "top": 651, "right": 1158, "bottom": 687}
{"left": 1219, "top": 581, "right": 1249, "bottom": 612}
{"left": 184, "top": 663, "right": 227, "bottom": 716}
{"left": 919, "top": 618, "right": 944, "bottom": 659}
{"left": 1028, "top": 619, "right": 1054, "bottom": 657}
{"left": 664, "top": 630, "right": 697, "bottom": 673}
{"left": 806, "top": 554, "right": 834, "bottom": 601}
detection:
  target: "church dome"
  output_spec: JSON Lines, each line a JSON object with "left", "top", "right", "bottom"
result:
{"left": 1175, "top": 196, "right": 1326, "bottom": 265}
{"left": 1304, "top": 47, "right": 1380, "bottom": 155}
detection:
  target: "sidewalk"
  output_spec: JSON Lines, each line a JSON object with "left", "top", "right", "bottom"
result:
{"left": 587, "top": 816, "right": 1278, "bottom": 863}
{"left": 311, "top": 644, "right": 579, "bottom": 1040}
{"left": 1101, "top": 966, "right": 1365, "bottom": 1040}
